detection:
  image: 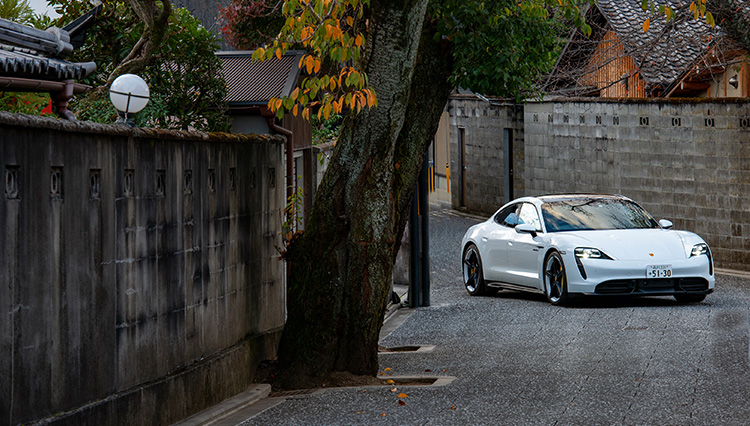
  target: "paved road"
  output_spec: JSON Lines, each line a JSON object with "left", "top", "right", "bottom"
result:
{"left": 240, "top": 208, "right": 750, "bottom": 426}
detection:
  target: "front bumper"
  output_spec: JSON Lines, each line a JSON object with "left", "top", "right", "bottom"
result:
{"left": 565, "top": 255, "right": 715, "bottom": 296}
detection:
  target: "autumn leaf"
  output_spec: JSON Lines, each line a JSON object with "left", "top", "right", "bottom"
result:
{"left": 642, "top": 18, "right": 650, "bottom": 32}
{"left": 390, "top": 387, "right": 398, "bottom": 392}
{"left": 398, "top": 400, "right": 406, "bottom": 406}
{"left": 397, "top": 393, "right": 408, "bottom": 398}
{"left": 386, "top": 379, "right": 395, "bottom": 384}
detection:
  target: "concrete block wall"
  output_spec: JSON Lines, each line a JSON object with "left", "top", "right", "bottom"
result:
{"left": 448, "top": 96, "right": 524, "bottom": 214}
{"left": 524, "top": 99, "right": 750, "bottom": 270}
{"left": 0, "top": 113, "right": 285, "bottom": 426}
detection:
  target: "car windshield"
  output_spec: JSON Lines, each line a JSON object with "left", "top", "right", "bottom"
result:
{"left": 541, "top": 198, "right": 660, "bottom": 232}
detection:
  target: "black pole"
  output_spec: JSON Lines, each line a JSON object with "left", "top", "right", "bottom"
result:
{"left": 408, "top": 190, "right": 421, "bottom": 308}
{"left": 419, "top": 150, "right": 430, "bottom": 307}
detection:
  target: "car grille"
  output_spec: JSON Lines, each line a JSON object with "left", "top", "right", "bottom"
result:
{"left": 595, "top": 278, "right": 709, "bottom": 295}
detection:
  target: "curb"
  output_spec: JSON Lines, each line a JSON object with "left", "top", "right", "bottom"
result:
{"left": 172, "top": 384, "right": 271, "bottom": 426}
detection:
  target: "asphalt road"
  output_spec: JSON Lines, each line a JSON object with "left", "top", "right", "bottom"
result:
{"left": 240, "top": 207, "right": 750, "bottom": 426}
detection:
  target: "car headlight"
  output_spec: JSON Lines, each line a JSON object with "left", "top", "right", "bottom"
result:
{"left": 575, "top": 247, "right": 607, "bottom": 259}
{"left": 690, "top": 243, "right": 709, "bottom": 257}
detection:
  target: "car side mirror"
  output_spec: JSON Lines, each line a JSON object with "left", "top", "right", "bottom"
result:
{"left": 659, "top": 219, "right": 673, "bottom": 229}
{"left": 515, "top": 223, "right": 538, "bottom": 237}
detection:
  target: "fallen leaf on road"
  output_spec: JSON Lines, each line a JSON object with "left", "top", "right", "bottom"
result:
{"left": 390, "top": 387, "right": 398, "bottom": 393}
{"left": 398, "top": 400, "right": 406, "bottom": 406}
{"left": 398, "top": 393, "right": 408, "bottom": 398}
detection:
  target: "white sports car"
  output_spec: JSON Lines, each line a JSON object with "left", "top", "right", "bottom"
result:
{"left": 461, "top": 194, "right": 715, "bottom": 305}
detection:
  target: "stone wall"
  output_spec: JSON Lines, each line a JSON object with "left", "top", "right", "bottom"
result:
{"left": 447, "top": 95, "right": 524, "bottom": 213}
{"left": 0, "top": 113, "right": 285, "bottom": 425}
{"left": 523, "top": 99, "right": 750, "bottom": 271}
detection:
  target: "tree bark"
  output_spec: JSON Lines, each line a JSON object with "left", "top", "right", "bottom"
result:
{"left": 104, "top": 0, "right": 172, "bottom": 89}
{"left": 274, "top": 0, "right": 453, "bottom": 389}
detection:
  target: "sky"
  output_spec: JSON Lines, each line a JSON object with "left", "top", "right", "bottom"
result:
{"left": 28, "top": 0, "right": 61, "bottom": 19}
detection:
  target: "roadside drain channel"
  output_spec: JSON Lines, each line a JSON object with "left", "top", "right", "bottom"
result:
{"left": 378, "top": 344, "right": 436, "bottom": 354}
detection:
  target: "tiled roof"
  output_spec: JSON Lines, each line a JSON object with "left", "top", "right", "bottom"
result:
{"left": 217, "top": 50, "right": 304, "bottom": 105}
{"left": 0, "top": 44, "right": 95, "bottom": 81}
{"left": 596, "top": 0, "right": 717, "bottom": 87}
{"left": 0, "top": 18, "right": 96, "bottom": 82}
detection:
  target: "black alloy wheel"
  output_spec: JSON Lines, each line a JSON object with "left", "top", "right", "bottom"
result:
{"left": 544, "top": 251, "right": 569, "bottom": 305}
{"left": 463, "top": 244, "right": 487, "bottom": 296}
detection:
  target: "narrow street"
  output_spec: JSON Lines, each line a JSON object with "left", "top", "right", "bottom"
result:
{"left": 239, "top": 207, "right": 750, "bottom": 425}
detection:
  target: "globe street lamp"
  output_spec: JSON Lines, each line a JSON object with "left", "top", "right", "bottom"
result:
{"left": 109, "top": 73, "right": 150, "bottom": 126}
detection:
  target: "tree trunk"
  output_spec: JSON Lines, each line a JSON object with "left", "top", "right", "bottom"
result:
{"left": 274, "top": 0, "right": 453, "bottom": 389}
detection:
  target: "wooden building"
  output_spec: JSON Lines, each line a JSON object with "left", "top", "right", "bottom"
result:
{"left": 546, "top": 0, "right": 749, "bottom": 99}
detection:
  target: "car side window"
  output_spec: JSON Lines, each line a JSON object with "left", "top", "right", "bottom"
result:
{"left": 518, "top": 203, "right": 542, "bottom": 232}
{"left": 494, "top": 204, "right": 520, "bottom": 228}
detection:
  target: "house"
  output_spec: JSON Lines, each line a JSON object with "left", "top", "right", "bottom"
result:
{"left": 0, "top": 7, "right": 99, "bottom": 119}
{"left": 217, "top": 50, "right": 319, "bottom": 228}
{"left": 545, "top": 0, "right": 749, "bottom": 98}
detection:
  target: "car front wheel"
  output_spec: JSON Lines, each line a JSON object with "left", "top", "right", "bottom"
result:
{"left": 544, "top": 251, "right": 569, "bottom": 305}
{"left": 463, "top": 244, "right": 487, "bottom": 296}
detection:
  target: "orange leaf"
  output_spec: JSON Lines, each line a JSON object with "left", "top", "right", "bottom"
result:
{"left": 275, "top": 48, "right": 282, "bottom": 60}
{"left": 355, "top": 34, "right": 363, "bottom": 47}
{"left": 642, "top": 18, "right": 650, "bottom": 32}
{"left": 314, "top": 58, "right": 321, "bottom": 74}
{"left": 397, "top": 393, "right": 408, "bottom": 398}
{"left": 346, "top": 16, "right": 353, "bottom": 26}
{"left": 305, "top": 55, "right": 314, "bottom": 74}
{"left": 293, "top": 104, "right": 299, "bottom": 117}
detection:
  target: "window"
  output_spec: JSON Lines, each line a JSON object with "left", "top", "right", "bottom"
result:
{"left": 494, "top": 204, "right": 520, "bottom": 228}
{"left": 518, "top": 203, "right": 542, "bottom": 232}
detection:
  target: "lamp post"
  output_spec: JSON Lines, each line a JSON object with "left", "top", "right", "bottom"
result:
{"left": 109, "top": 73, "right": 150, "bottom": 126}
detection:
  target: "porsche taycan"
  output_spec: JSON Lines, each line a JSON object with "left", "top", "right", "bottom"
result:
{"left": 461, "top": 194, "right": 715, "bottom": 305}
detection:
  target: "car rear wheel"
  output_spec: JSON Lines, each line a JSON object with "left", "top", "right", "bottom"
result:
{"left": 463, "top": 244, "right": 487, "bottom": 296}
{"left": 544, "top": 251, "right": 569, "bottom": 305}
{"left": 674, "top": 294, "right": 706, "bottom": 303}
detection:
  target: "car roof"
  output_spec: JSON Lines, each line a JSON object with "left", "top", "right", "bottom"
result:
{"left": 535, "top": 194, "right": 631, "bottom": 204}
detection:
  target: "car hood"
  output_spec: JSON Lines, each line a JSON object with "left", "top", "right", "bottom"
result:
{"left": 557, "top": 229, "right": 691, "bottom": 261}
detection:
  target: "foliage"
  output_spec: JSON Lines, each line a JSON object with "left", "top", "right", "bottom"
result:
{"left": 640, "top": 0, "right": 715, "bottom": 30}
{"left": 0, "top": 0, "right": 54, "bottom": 28}
{"left": 311, "top": 113, "right": 341, "bottom": 144}
{"left": 219, "top": 0, "right": 286, "bottom": 49}
{"left": 0, "top": 0, "right": 34, "bottom": 24}
{"left": 433, "top": 0, "right": 570, "bottom": 100}
{"left": 250, "top": 0, "right": 377, "bottom": 121}
{"left": 0, "top": 92, "right": 53, "bottom": 115}
{"left": 222, "top": 0, "right": 590, "bottom": 122}
{"left": 49, "top": 1, "right": 230, "bottom": 131}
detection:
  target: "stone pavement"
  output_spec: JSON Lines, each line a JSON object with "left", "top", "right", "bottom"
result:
{"left": 175, "top": 207, "right": 750, "bottom": 426}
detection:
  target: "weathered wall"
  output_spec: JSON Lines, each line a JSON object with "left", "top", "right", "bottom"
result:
{"left": 0, "top": 113, "right": 285, "bottom": 426}
{"left": 448, "top": 95, "right": 524, "bottom": 214}
{"left": 523, "top": 99, "right": 750, "bottom": 270}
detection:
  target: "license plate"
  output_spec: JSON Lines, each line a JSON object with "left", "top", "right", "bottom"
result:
{"left": 647, "top": 264, "right": 672, "bottom": 278}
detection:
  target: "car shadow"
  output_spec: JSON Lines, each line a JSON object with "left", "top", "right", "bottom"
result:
{"left": 489, "top": 289, "right": 697, "bottom": 309}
